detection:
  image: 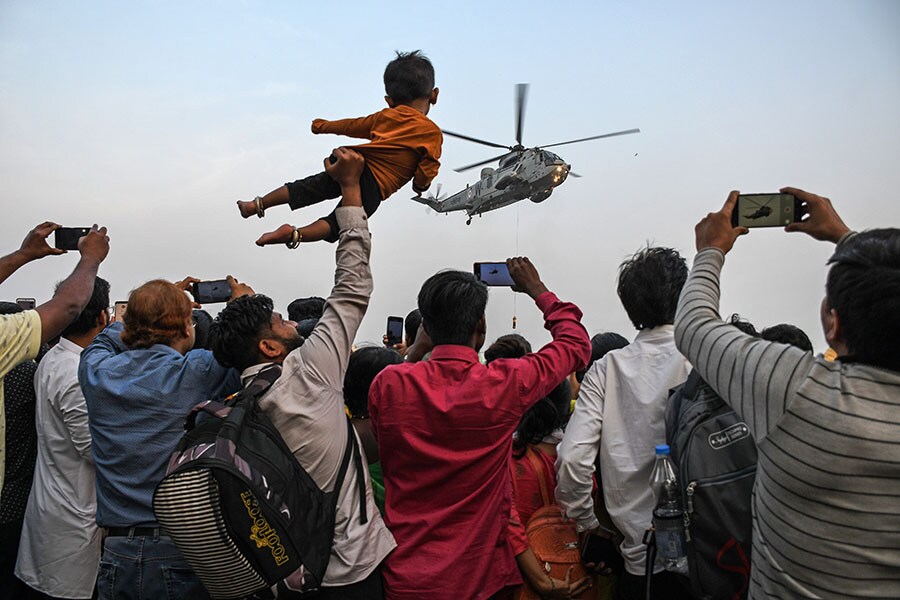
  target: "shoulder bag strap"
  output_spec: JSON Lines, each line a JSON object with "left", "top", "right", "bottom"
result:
{"left": 524, "top": 447, "right": 553, "bottom": 507}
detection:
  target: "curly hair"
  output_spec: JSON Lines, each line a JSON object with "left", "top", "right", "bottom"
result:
{"left": 617, "top": 246, "right": 688, "bottom": 330}
{"left": 121, "top": 280, "right": 191, "bottom": 349}
{"left": 209, "top": 294, "right": 275, "bottom": 370}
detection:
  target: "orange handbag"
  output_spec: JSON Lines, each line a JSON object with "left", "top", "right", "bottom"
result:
{"left": 513, "top": 448, "right": 593, "bottom": 600}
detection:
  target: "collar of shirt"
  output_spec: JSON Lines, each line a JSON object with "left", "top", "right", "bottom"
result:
{"left": 57, "top": 336, "right": 84, "bottom": 356}
{"left": 240, "top": 362, "right": 278, "bottom": 386}
{"left": 425, "top": 345, "right": 480, "bottom": 363}
{"left": 632, "top": 324, "right": 675, "bottom": 344}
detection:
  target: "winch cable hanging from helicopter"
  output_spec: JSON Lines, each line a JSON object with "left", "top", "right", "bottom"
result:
{"left": 420, "top": 83, "right": 639, "bottom": 222}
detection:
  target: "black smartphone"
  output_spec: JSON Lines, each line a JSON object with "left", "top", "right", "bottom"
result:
{"left": 54, "top": 227, "right": 91, "bottom": 251}
{"left": 582, "top": 532, "right": 624, "bottom": 574}
{"left": 191, "top": 280, "right": 232, "bottom": 304}
{"left": 474, "top": 262, "right": 514, "bottom": 287}
{"left": 731, "top": 193, "right": 804, "bottom": 228}
{"left": 114, "top": 301, "right": 128, "bottom": 321}
{"left": 16, "top": 298, "right": 36, "bottom": 310}
{"left": 385, "top": 316, "right": 404, "bottom": 346}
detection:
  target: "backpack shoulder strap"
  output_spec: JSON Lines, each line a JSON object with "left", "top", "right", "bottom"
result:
{"left": 243, "top": 364, "right": 282, "bottom": 399}
{"left": 332, "top": 418, "right": 368, "bottom": 526}
{"left": 682, "top": 369, "right": 703, "bottom": 400}
{"left": 524, "top": 447, "right": 553, "bottom": 507}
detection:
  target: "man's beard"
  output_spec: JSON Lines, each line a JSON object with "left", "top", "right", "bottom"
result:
{"left": 279, "top": 332, "right": 305, "bottom": 354}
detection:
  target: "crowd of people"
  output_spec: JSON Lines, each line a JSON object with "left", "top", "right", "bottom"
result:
{"left": 2, "top": 51, "right": 899, "bottom": 600}
{"left": 2, "top": 152, "right": 899, "bottom": 600}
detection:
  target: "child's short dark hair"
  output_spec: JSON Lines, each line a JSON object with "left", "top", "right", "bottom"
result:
{"left": 384, "top": 50, "right": 435, "bottom": 104}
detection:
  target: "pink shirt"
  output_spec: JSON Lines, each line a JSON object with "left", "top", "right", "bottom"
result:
{"left": 370, "top": 292, "right": 590, "bottom": 600}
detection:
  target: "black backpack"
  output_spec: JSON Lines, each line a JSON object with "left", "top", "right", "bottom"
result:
{"left": 152, "top": 365, "right": 366, "bottom": 599}
{"left": 664, "top": 370, "right": 756, "bottom": 600}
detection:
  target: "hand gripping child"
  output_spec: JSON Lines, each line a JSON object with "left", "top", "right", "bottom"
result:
{"left": 240, "top": 50, "right": 442, "bottom": 247}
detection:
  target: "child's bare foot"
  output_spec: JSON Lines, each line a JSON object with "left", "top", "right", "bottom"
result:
{"left": 237, "top": 199, "right": 257, "bottom": 219}
{"left": 256, "top": 224, "right": 295, "bottom": 246}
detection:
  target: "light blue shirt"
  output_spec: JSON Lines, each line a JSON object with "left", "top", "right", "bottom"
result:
{"left": 79, "top": 322, "right": 239, "bottom": 527}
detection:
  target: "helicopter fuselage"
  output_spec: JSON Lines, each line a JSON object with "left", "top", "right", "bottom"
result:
{"left": 418, "top": 149, "right": 569, "bottom": 219}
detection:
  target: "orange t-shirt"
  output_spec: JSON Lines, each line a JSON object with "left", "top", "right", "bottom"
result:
{"left": 312, "top": 105, "right": 442, "bottom": 198}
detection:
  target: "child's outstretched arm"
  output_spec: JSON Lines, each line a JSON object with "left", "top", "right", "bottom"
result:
{"left": 312, "top": 112, "right": 379, "bottom": 140}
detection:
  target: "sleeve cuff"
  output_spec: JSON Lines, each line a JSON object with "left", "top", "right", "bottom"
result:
{"left": 576, "top": 515, "right": 601, "bottom": 534}
{"left": 335, "top": 206, "right": 369, "bottom": 231}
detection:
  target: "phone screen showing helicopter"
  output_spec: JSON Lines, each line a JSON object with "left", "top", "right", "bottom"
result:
{"left": 474, "top": 262, "right": 515, "bottom": 286}
{"left": 732, "top": 194, "right": 799, "bottom": 228}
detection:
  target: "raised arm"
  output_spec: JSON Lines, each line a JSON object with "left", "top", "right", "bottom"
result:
{"left": 674, "top": 189, "right": 847, "bottom": 441}
{"left": 311, "top": 112, "right": 379, "bottom": 140}
{"left": 505, "top": 257, "right": 592, "bottom": 407}
{"left": 35, "top": 225, "right": 110, "bottom": 344}
{"left": 286, "top": 148, "right": 371, "bottom": 388}
{"left": 0, "top": 222, "right": 65, "bottom": 285}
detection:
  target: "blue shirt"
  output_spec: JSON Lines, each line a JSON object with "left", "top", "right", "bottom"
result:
{"left": 78, "top": 322, "right": 239, "bottom": 527}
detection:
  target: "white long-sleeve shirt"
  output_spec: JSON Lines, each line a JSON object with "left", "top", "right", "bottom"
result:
{"left": 16, "top": 337, "right": 101, "bottom": 598}
{"left": 555, "top": 325, "right": 691, "bottom": 576}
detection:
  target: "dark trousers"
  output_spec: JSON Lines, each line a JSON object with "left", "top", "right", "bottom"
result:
{"left": 615, "top": 570, "right": 693, "bottom": 600}
{"left": 313, "top": 565, "right": 383, "bottom": 600}
{"left": 285, "top": 166, "right": 383, "bottom": 242}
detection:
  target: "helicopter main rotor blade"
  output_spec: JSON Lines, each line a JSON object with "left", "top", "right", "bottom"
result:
{"left": 454, "top": 152, "right": 510, "bottom": 173}
{"left": 515, "top": 83, "right": 529, "bottom": 147}
{"left": 540, "top": 128, "right": 641, "bottom": 149}
{"left": 442, "top": 129, "right": 511, "bottom": 150}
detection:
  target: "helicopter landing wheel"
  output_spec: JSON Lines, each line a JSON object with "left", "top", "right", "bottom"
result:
{"left": 466, "top": 217, "right": 472, "bottom": 225}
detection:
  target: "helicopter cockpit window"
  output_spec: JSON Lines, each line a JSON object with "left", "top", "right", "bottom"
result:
{"left": 542, "top": 151, "right": 561, "bottom": 165}
{"left": 500, "top": 154, "right": 518, "bottom": 168}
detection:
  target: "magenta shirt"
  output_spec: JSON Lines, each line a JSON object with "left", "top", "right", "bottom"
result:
{"left": 370, "top": 292, "right": 591, "bottom": 600}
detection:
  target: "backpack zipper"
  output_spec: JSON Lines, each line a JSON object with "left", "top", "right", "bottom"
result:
{"left": 683, "top": 465, "right": 756, "bottom": 537}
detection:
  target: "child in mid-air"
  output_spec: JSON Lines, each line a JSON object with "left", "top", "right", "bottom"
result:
{"left": 239, "top": 50, "right": 442, "bottom": 247}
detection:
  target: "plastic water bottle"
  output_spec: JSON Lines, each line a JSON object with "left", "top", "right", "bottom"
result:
{"left": 649, "top": 444, "right": 688, "bottom": 574}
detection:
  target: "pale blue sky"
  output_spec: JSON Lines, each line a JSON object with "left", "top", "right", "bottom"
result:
{"left": 2, "top": 1, "right": 898, "bottom": 348}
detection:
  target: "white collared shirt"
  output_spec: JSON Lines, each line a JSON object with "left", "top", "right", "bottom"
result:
{"left": 16, "top": 336, "right": 102, "bottom": 597}
{"left": 556, "top": 325, "right": 691, "bottom": 576}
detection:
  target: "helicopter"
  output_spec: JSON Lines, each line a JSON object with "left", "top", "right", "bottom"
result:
{"left": 412, "top": 84, "right": 640, "bottom": 224}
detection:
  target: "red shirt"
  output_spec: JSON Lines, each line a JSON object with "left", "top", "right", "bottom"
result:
{"left": 369, "top": 292, "right": 590, "bottom": 600}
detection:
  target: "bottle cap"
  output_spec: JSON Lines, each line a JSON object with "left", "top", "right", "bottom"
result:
{"left": 655, "top": 444, "right": 670, "bottom": 455}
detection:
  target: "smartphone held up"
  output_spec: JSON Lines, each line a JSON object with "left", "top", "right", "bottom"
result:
{"left": 191, "top": 280, "right": 232, "bottom": 304}
{"left": 474, "top": 262, "right": 515, "bottom": 287}
{"left": 385, "top": 316, "right": 404, "bottom": 347}
{"left": 54, "top": 227, "right": 91, "bottom": 251}
{"left": 731, "top": 194, "right": 804, "bottom": 228}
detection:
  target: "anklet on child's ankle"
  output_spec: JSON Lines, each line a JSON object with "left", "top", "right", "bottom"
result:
{"left": 254, "top": 196, "right": 265, "bottom": 218}
{"left": 286, "top": 227, "right": 302, "bottom": 249}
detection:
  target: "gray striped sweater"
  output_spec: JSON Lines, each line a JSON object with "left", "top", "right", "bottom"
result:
{"left": 675, "top": 247, "right": 900, "bottom": 599}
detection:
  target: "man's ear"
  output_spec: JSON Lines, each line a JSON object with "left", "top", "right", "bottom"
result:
{"left": 385, "top": 95, "right": 396, "bottom": 108}
{"left": 258, "top": 337, "right": 284, "bottom": 360}
{"left": 430, "top": 88, "right": 439, "bottom": 105}
{"left": 823, "top": 307, "right": 847, "bottom": 354}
